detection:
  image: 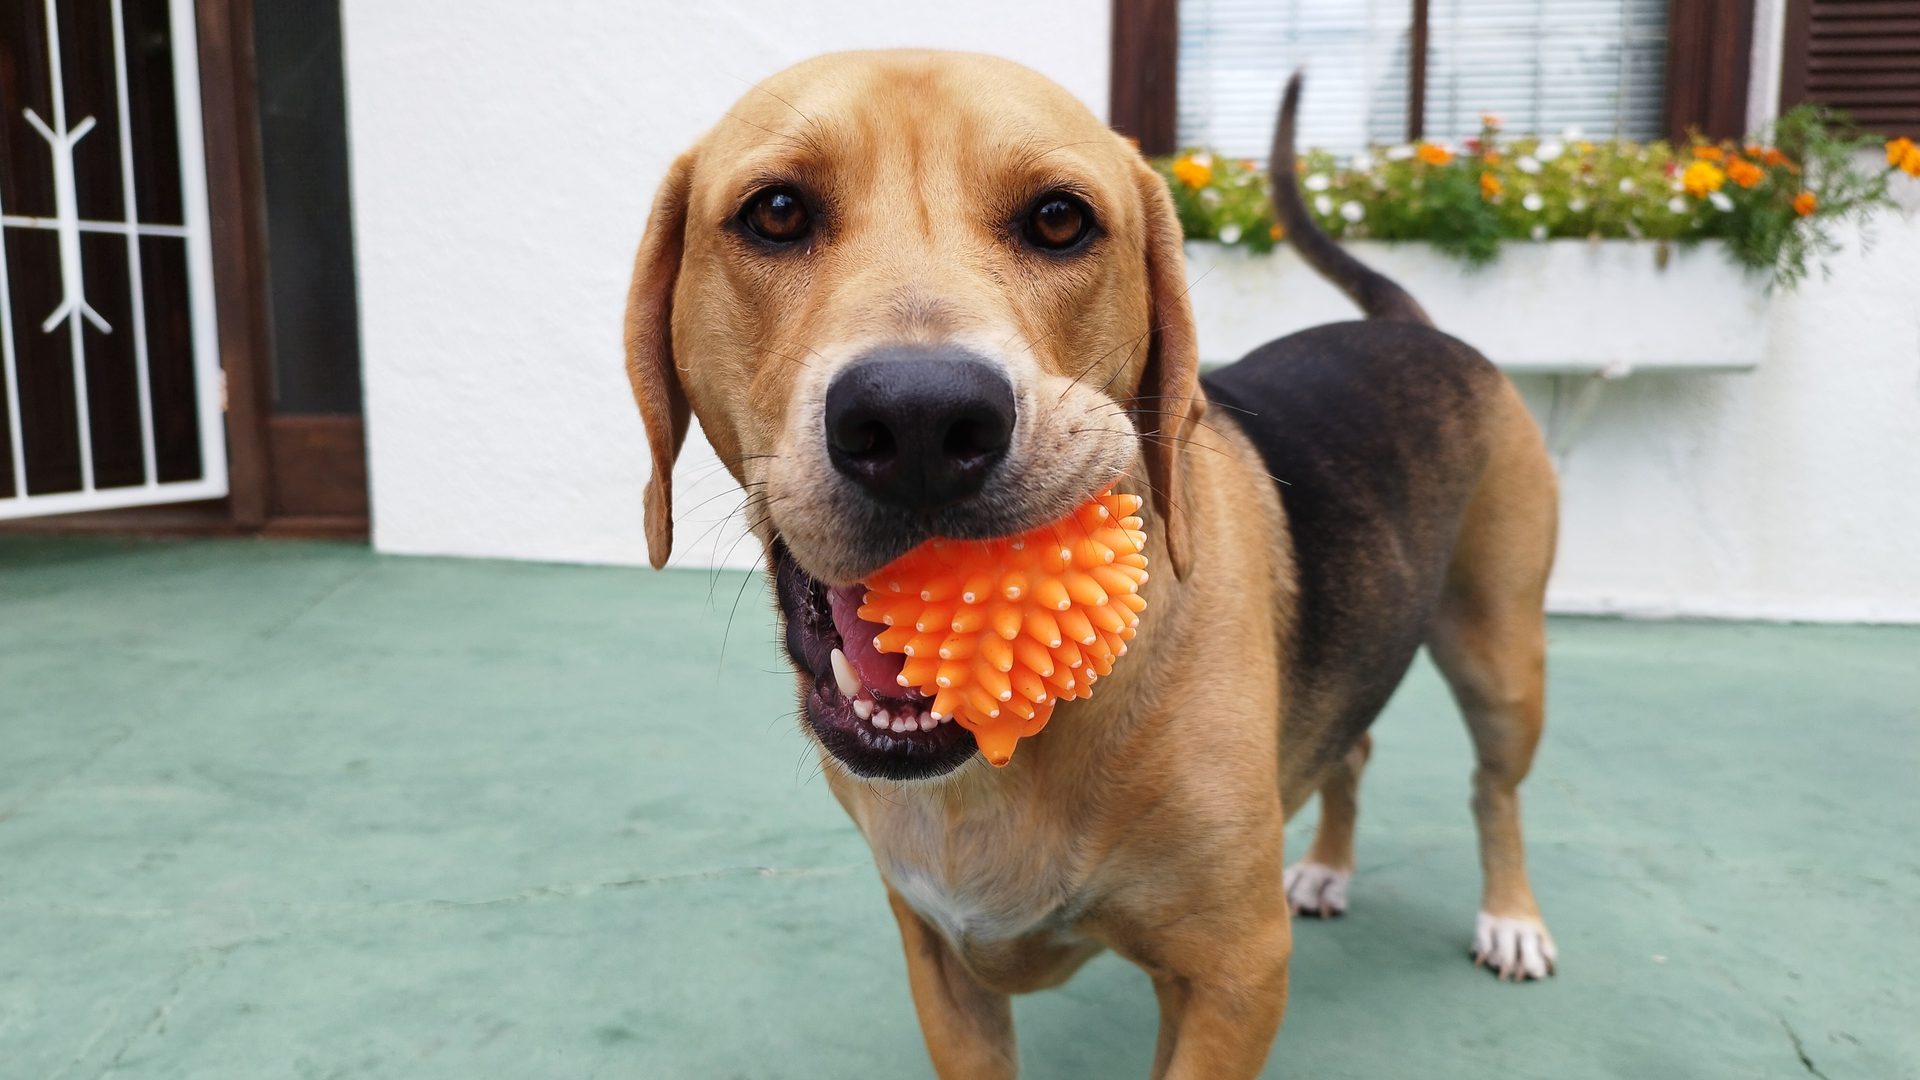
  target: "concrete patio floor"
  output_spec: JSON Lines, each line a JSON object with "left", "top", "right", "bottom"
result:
{"left": 2, "top": 537, "right": 1915, "bottom": 1078}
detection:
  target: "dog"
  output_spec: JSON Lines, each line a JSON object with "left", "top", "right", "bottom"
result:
{"left": 624, "top": 52, "right": 1558, "bottom": 1079}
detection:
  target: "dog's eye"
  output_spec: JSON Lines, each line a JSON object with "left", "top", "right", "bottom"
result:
{"left": 1022, "top": 193, "right": 1094, "bottom": 251}
{"left": 741, "top": 187, "right": 811, "bottom": 244}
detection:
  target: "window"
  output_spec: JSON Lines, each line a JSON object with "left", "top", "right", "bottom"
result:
{"left": 1778, "top": 0, "right": 1920, "bottom": 139}
{"left": 1113, "top": 0, "right": 1759, "bottom": 158}
{"left": 1173, "top": 0, "right": 1670, "bottom": 161}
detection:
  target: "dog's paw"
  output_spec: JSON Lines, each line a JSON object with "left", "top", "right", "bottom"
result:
{"left": 1284, "top": 861, "right": 1352, "bottom": 918}
{"left": 1471, "top": 912, "right": 1557, "bottom": 981}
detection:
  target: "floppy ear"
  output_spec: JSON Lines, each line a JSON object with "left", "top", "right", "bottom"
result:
{"left": 1131, "top": 159, "right": 1204, "bottom": 580}
{"left": 624, "top": 152, "right": 696, "bottom": 569}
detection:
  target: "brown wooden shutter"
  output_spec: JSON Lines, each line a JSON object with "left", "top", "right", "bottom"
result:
{"left": 1780, "top": 0, "right": 1920, "bottom": 137}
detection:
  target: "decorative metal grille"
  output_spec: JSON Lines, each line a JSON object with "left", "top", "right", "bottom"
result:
{"left": 0, "top": 0, "right": 225, "bottom": 518}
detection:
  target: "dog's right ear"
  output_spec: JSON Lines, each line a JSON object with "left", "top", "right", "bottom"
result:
{"left": 624, "top": 152, "right": 696, "bottom": 569}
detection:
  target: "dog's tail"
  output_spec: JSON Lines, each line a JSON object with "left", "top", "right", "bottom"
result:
{"left": 1269, "top": 72, "right": 1432, "bottom": 325}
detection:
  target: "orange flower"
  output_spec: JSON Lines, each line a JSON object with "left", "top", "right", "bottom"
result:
{"left": 1479, "top": 172, "right": 1502, "bottom": 200}
{"left": 1170, "top": 154, "right": 1213, "bottom": 189}
{"left": 1761, "top": 147, "right": 1796, "bottom": 171}
{"left": 1269, "top": 223, "right": 1285, "bottom": 240}
{"left": 1480, "top": 113, "right": 1502, "bottom": 129}
{"left": 1484, "top": 150, "right": 1503, "bottom": 165}
{"left": 1416, "top": 142, "right": 1454, "bottom": 166}
{"left": 1693, "top": 145, "right": 1725, "bottom": 162}
{"left": 1682, "top": 160, "right": 1726, "bottom": 196}
{"left": 1889, "top": 137, "right": 1920, "bottom": 177}
{"left": 1726, "top": 158, "right": 1764, "bottom": 188}
{"left": 1744, "top": 144, "right": 1765, "bottom": 158}
{"left": 1792, "top": 191, "right": 1817, "bottom": 216}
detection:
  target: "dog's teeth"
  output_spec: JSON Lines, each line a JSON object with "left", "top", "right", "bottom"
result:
{"left": 852, "top": 697, "right": 873, "bottom": 720}
{"left": 830, "top": 648, "right": 862, "bottom": 698}
{"left": 891, "top": 717, "right": 913, "bottom": 733}
{"left": 918, "top": 712, "right": 938, "bottom": 731}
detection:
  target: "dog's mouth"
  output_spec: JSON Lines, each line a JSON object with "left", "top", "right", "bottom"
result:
{"left": 774, "top": 541, "right": 979, "bottom": 780}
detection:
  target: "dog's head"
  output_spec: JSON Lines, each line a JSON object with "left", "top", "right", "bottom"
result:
{"left": 625, "top": 50, "right": 1202, "bottom": 781}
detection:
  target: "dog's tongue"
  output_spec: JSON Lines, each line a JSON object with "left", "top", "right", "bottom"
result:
{"left": 829, "top": 584, "right": 907, "bottom": 692}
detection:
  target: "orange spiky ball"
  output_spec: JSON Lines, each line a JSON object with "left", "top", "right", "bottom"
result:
{"left": 857, "top": 489, "right": 1148, "bottom": 766}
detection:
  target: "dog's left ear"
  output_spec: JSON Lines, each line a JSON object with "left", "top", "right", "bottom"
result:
{"left": 624, "top": 152, "right": 696, "bottom": 569}
{"left": 1131, "top": 157, "right": 1204, "bottom": 580}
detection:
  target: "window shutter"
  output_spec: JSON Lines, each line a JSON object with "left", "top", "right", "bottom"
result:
{"left": 1780, "top": 0, "right": 1920, "bottom": 137}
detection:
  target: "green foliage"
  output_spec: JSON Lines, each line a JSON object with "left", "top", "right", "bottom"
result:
{"left": 1152, "top": 106, "right": 1912, "bottom": 289}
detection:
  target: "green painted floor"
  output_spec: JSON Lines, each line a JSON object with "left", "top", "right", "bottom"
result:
{"left": 2, "top": 537, "right": 1915, "bottom": 1079}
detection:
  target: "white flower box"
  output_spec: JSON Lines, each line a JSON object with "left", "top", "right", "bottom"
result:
{"left": 1184, "top": 240, "right": 1772, "bottom": 376}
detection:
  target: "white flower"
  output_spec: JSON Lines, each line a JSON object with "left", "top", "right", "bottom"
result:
{"left": 1563, "top": 126, "right": 1584, "bottom": 143}
{"left": 1522, "top": 192, "right": 1545, "bottom": 212}
{"left": 1618, "top": 178, "right": 1637, "bottom": 193}
{"left": 1569, "top": 197, "right": 1588, "bottom": 212}
{"left": 1314, "top": 194, "right": 1334, "bottom": 216}
{"left": 1708, "top": 191, "right": 1733, "bottom": 212}
{"left": 1339, "top": 200, "right": 1365, "bottom": 222}
{"left": 1218, "top": 222, "right": 1243, "bottom": 244}
{"left": 1535, "top": 139, "right": 1565, "bottom": 162}
{"left": 1667, "top": 196, "right": 1689, "bottom": 214}
{"left": 1517, "top": 156, "right": 1542, "bottom": 175}
{"left": 1304, "top": 173, "right": 1331, "bottom": 192}
{"left": 1351, "top": 152, "right": 1374, "bottom": 171}
{"left": 1531, "top": 224, "right": 1548, "bottom": 241}
{"left": 1198, "top": 187, "right": 1223, "bottom": 208}
{"left": 1191, "top": 152, "right": 1213, "bottom": 168}
{"left": 1386, "top": 145, "right": 1415, "bottom": 161}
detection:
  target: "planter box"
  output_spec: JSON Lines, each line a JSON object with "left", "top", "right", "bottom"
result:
{"left": 1184, "top": 240, "right": 1772, "bottom": 375}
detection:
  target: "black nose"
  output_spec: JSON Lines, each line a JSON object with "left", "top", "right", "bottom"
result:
{"left": 825, "top": 346, "right": 1016, "bottom": 512}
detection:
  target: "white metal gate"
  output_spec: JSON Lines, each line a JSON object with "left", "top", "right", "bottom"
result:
{"left": 0, "top": 0, "right": 225, "bottom": 519}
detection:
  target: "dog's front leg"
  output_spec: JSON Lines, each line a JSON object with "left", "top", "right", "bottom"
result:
{"left": 887, "top": 890, "right": 1018, "bottom": 1079}
{"left": 1146, "top": 916, "right": 1292, "bottom": 1080}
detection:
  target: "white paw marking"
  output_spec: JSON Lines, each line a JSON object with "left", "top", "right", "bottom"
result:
{"left": 1472, "top": 911, "right": 1558, "bottom": 981}
{"left": 1284, "top": 861, "right": 1351, "bottom": 917}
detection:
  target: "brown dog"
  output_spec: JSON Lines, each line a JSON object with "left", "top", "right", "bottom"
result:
{"left": 625, "top": 52, "right": 1558, "bottom": 1079}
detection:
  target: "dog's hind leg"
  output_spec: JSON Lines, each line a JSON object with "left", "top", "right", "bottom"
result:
{"left": 1427, "top": 387, "right": 1559, "bottom": 981}
{"left": 1284, "top": 733, "right": 1371, "bottom": 917}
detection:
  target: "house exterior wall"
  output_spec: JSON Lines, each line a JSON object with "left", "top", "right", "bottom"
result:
{"left": 343, "top": 3, "right": 1920, "bottom": 622}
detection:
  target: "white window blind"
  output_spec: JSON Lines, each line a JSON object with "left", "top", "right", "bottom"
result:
{"left": 1178, "top": 0, "right": 1414, "bottom": 159}
{"left": 1177, "top": 0, "right": 1669, "bottom": 162}
{"left": 1425, "top": 0, "right": 1668, "bottom": 143}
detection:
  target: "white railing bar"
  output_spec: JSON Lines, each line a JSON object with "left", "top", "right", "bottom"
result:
{"left": 0, "top": 215, "right": 192, "bottom": 238}
{"left": 0, "top": 475, "right": 226, "bottom": 518}
{"left": 111, "top": 0, "right": 158, "bottom": 487}
{"left": 0, "top": 190, "right": 24, "bottom": 504}
{"left": 43, "top": 0, "right": 96, "bottom": 493}
{"left": 170, "top": 0, "right": 228, "bottom": 495}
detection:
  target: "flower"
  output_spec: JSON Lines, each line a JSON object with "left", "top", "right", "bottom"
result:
{"left": 1339, "top": 200, "right": 1365, "bottom": 222}
{"left": 1536, "top": 139, "right": 1565, "bottom": 162}
{"left": 1304, "top": 172, "right": 1331, "bottom": 192}
{"left": 1682, "top": 160, "right": 1726, "bottom": 196}
{"left": 1481, "top": 113, "right": 1502, "bottom": 129}
{"left": 1569, "top": 197, "right": 1588, "bottom": 212}
{"left": 1517, "top": 155, "right": 1542, "bottom": 175}
{"left": 1618, "top": 177, "right": 1637, "bottom": 193}
{"left": 1667, "top": 195, "right": 1689, "bottom": 214}
{"left": 1761, "top": 147, "right": 1794, "bottom": 168}
{"left": 1351, "top": 152, "right": 1374, "bottom": 171}
{"left": 1480, "top": 172, "right": 1502, "bottom": 200}
{"left": 1708, "top": 191, "right": 1734, "bottom": 212}
{"left": 1726, "top": 158, "right": 1764, "bottom": 188}
{"left": 1269, "top": 223, "right": 1285, "bottom": 240}
{"left": 1198, "top": 187, "right": 1223, "bottom": 208}
{"left": 1218, "top": 222, "right": 1243, "bottom": 244}
{"left": 1530, "top": 224, "right": 1548, "bottom": 241}
{"left": 1522, "top": 192, "right": 1544, "bottom": 212}
{"left": 1386, "top": 145, "right": 1416, "bottom": 161}
{"left": 1314, "top": 194, "right": 1334, "bottom": 216}
{"left": 1693, "top": 145, "right": 1725, "bottom": 162}
{"left": 1171, "top": 153, "right": 1213, "bottom": 188}
{"left": 1793, "top": 191, "right": 1817, "bottom": 216}
{"left": 1889, "top": 137, "right": 1920, "bottom": 177}
{"left": 1484, "top": 150, "right": 1503, "bottom": 165}
{"left": 1416, "top": 142, "right": 1454, "bottom": 166}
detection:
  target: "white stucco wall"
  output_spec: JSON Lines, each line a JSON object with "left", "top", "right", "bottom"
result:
{"left": 344, "top": 4, "right": 1919, "bottom": 622}
{"left": 341, "top": 0, "right": 1109, "bottom": 571}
